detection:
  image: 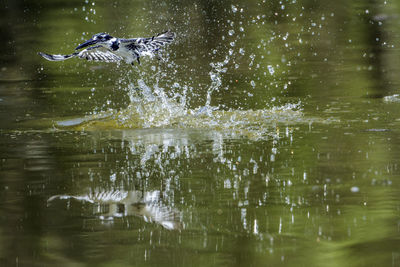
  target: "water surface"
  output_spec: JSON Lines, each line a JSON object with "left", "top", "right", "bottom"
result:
{"left": 1, "top": 0, "right": 400, "bottom": 266}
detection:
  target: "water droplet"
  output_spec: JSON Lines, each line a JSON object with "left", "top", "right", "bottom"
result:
{"left": 231, "top": 5, "right": 238, "bottom": 13}
{"left": 350, "top": 186, "right": 360, "bottom": 193}
{"left": 228, "top": 29, "right": 235, "bottom": 36}
{"left": 239, "top": 48, "right": 245, "bottom": 55}
{"left": 267, "top": 65, "right": 275, "bottom": 75}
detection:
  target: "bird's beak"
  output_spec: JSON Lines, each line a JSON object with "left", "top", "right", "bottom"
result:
{"left": 75, "top": 38, "right": 98, "bottom": 50}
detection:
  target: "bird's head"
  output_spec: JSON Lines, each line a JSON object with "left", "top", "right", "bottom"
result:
{"left": 75, "top": 33, "right": 118, "bottom": 50}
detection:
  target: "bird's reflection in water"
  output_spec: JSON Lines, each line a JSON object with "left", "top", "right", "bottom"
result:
{"left": 48, "top": 189, "right": 182, "bottom": 230}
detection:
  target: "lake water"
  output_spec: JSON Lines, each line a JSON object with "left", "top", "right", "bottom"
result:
{"left": 1, "top": 0, "right": 400, "bottom": 266}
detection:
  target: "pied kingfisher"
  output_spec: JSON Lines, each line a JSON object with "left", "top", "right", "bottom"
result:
{"left": 38, "top": 31, "right": 175, "bottom": 66}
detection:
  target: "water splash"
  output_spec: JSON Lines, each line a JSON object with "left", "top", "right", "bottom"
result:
{"left": 383, "top": 94, "right": 400, "bottom": 103}
{"left": 204, "top": 56, "right": 229, "bottom": 111}
{"left": 55, "top": 1, "right": 308, "bottom": 140}
{"left": 57, "top": 94, "right": 305, "bottom": 141}
{"left": 55, "top": 29, "right": 306, "bottom": 140}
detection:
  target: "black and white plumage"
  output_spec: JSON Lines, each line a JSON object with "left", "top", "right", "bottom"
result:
{"left": 48, "top": 189, "right": 182, "bottom": 230}
{"left": 38, "top": 31, "right": 175, "bottom": 65}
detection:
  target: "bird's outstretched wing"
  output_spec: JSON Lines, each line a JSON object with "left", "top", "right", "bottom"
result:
{"left": 38, "top": 46, "right": 123, "bottom": 63}
{"left": 78, "top": 47, "right": 123, "bottom": 62}
{"left": 122, "top": 31, "right": 175, "bottom": 53}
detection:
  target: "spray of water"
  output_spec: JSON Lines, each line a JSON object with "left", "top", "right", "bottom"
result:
{"left": 56, "top": 2, "right": 306, "bottom": 139}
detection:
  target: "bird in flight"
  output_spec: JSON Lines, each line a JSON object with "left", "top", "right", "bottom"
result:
{"left": 38, "top": 31, "right": 175, "bottom": 66}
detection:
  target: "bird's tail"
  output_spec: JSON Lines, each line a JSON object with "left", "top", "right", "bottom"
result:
{"left": 38, "top": 52, "right": 78, "bottom": 61}
{"left": 152, "top": 31, "right": 175, "bottom": 46}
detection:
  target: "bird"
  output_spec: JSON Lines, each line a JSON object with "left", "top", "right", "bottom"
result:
{"left": 38, "top": 30, "right": 175, "bottom": 66}
{"left": 48, "top": 189, "right": 182, "bottom": 230}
